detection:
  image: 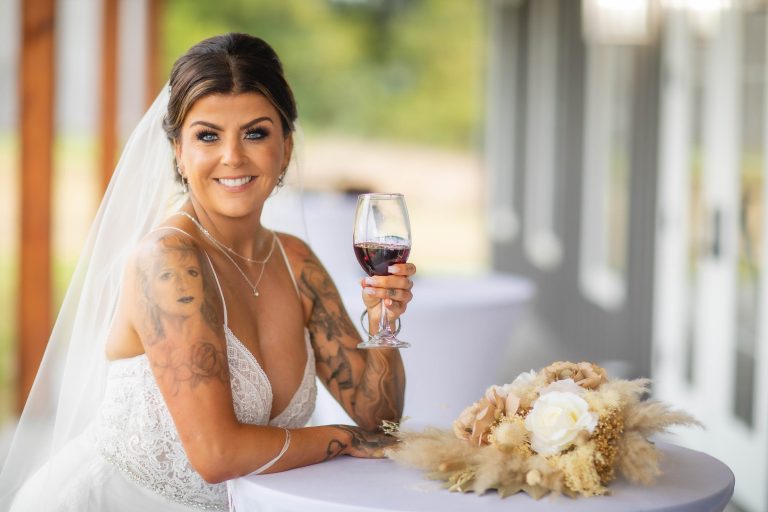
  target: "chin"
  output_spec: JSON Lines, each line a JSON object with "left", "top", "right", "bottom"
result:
{"left": 210, "top": 198, "right": 263, "bottom": 219}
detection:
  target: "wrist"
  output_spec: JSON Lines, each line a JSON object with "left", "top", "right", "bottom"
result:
{"left": 330, "top": 425, "right": 357, "bottom": 455}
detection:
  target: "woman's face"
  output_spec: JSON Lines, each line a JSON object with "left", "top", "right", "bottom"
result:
{"left": 175, "top": 92, "right": 292, "bottom": 219}
{"left": 150, "top": 249, "right": 204, "bottom": 317}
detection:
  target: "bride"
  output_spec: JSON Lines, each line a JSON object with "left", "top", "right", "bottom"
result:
{"left": 0, "top": 33, "right": 415, "bottom": 511}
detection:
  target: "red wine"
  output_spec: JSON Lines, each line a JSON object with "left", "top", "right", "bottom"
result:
{"left": 354, "top": 242, "right": 411, "bottom": 276}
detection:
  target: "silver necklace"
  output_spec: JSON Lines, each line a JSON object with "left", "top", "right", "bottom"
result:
{"left": 175, "top": 211, "right": 277, "bottom": 297}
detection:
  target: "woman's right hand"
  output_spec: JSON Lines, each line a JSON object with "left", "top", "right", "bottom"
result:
{"left": 330, "top": 425, "right": 399, "bottom": 458}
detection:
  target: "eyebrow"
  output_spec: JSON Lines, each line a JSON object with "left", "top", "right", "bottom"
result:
{"left": 189, "top": 117, "right": 274, "bottom": 130}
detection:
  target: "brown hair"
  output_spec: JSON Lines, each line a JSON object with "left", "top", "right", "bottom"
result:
{"left": 163, "top": 33, "right": 298, "bottom": 175}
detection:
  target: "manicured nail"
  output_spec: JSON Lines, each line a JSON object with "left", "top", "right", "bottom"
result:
{"left": 365, "top": 277, "right": 376, "bottom": 285}
{"left": 387, "top": 266, "right": 398, "bottom": 274}
{"left": 364, "top": 288, "right": 376, "bottom": 295}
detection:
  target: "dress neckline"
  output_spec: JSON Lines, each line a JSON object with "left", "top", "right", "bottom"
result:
{"left": 223, "top": 324, "right": 313, "bottom": 422}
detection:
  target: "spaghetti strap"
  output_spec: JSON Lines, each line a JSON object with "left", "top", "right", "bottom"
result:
{"left": 147, "top": 225, "right": 229, "bottom": 326}
{"left": 201, "top": 251, "right": 228, "bottom": 326}
{"left": 147, "top": 225, "right": 195, "bottom": 239}
{"left": 275, "top": 235, "right": 301, "bottom": 298}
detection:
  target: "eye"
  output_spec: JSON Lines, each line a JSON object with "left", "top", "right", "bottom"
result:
{"left": 159, "top": 271, "right": 173, "bottom": 281}
{"left": 245, "top": 128, "right": 268, "bottom": 140}
{"left": 188, "top": 268, "right": 200, "bottom": 277}
{"left": 195, "top": 130, "right": 218, "bottom": 142}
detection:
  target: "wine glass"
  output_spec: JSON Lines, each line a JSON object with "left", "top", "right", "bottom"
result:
{"left": 353, "top": 193, "right": 412, "bottom": 349}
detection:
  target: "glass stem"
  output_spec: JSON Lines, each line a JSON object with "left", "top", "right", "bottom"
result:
{"left": 378, "top": 300, "right": 391, "bottom": 336}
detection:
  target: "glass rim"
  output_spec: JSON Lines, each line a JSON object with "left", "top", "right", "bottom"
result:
{"left": 357, "top": 192, "right": 404, "bottom": 199}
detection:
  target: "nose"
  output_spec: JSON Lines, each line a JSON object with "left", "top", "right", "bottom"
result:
{"left": 175, "top": 274, "right": 188, "bottom": 292}
{"left": 222, "top": 138, "right": 246, "bottom": 168}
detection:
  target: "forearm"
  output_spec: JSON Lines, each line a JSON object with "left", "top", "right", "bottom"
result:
{"left": 205, "top": 424, "right": 358, "bottom": 482}
{"left": 351, "top": 349, "right": 405, "bottom": 430}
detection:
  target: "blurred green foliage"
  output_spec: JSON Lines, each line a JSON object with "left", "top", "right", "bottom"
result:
{"left": 163, "top": 0, "right": 486, "bottom": 148}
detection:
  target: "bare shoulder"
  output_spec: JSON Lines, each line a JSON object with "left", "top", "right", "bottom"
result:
{"left": 129, "top": 215, "right": 210, "bottom": 282}
{"left": 274, "top": 232, "right": 315, "bottom": 263}
{"left": 127, "top": 227, "right": 223, "bottom": 347}
{"left": 274, "top": 232, "right": 331, "bottom": 284}
{"left": 129, "top": 227, "right": 205, "bottom": 290}
{"left": 107, "top": 225, "right": 217, "bottom": 359}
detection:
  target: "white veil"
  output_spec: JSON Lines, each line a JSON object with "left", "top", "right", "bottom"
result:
{"left": 0, "top": 85, "right": 306, "bottom": 507}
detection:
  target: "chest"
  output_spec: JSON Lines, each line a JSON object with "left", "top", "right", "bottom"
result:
{"left": 209, "top": 251, "right": 310, "bottom": 410}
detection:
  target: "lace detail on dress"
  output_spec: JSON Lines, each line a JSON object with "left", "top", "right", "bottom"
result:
{"left": 91, "top": 327, "right": 316, "bottom": 511}
{"left": 226, "top": 326, "right": 272, "bottom": 426}
{"left": 271, "top": 331, "right": 317, "bottom": 428}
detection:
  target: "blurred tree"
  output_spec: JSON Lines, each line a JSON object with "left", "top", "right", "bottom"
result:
{"left": 163, "top": 0, "right": 485, "bottom": 148}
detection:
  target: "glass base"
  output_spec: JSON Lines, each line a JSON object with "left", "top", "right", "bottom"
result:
{"left": 357, "top": 334, "right": 410, "bottom": 349}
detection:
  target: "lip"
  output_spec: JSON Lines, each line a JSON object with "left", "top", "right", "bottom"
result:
{"left": 214, "top": 175, "right": 256, "bottom": 192}
{"left": 178, "top": 296, "right": 194, "bottom": 304}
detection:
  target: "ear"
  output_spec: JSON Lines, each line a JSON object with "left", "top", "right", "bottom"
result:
{"left": 282, "top": 133, "right": 293, "bottom": 171}
{"left": 173, "top": 140, "right": 183, "bottom": 170}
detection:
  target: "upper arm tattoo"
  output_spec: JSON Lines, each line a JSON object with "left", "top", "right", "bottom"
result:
{"left": 298, "top": 257, "right": 359, "bottom": 393}
{"left": 134, "top": 234, "right": 228, "bottom": 395}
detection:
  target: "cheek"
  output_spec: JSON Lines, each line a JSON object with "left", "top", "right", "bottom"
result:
{"left": 189, "top": 276, "right": 203, "bottom": 294}
{"left": 154, "top": 280, "right": 172, "bottom": 297}
{"left": 179, "top": 141, "right": 216, "bottom": 171}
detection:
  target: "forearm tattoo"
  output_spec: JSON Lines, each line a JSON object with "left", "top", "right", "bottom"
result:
{"left": 323, "top": 425, "right": 395, "bottom": 461}
{"left": 323, "top": 438, "right": 347, "bottom": 462}
{"left": 299, "top": 255, "right": 404, "bottom": 426}
{"left": 356, "top": 351, "right": 405, "bottom": 426}
{"left": 135, "top": 233, "right": 228, "bottom": 394}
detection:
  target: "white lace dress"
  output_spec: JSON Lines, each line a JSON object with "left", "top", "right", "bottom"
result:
{"left": 10, "top": 239, "right": 317, "bottom": 512}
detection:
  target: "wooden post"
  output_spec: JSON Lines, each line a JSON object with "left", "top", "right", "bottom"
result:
{"left": 100, "top": 0, "right": 119, "bottom": 189}
{"left": 145, "top": 0, "right": 163, "bottom": 107}
{"left": 18, "top": 0, "right": 56, "bottom": 411}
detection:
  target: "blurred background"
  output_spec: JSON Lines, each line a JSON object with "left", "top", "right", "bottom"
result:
{"left": 1, "top": 0, "right": 767, "bottom": 510}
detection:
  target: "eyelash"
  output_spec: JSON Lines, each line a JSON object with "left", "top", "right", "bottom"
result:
{"left": 195, "top": 128, "right": 269, "bottom": 143}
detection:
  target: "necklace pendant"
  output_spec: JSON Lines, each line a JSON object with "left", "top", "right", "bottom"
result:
{"left": 253, "top": 289, "right": 260, "bottom": 297}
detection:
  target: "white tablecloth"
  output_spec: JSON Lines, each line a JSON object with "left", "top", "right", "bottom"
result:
{"left": 229, "top": 442, "right": 734, "bottom": 512}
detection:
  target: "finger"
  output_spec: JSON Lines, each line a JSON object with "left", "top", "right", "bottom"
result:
{"left": 364, "top": 275, "right": 413, "bottom": 290}
{"left": 363, "top": 287, "right": 413, "bottom": 303}
{"left": 384, "top": 300, "right": 407, "bottom": 316}
{"left": 387, "top": 263, "right": 417, "bottom": 276}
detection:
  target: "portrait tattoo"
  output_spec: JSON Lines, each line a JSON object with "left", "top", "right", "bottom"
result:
{"left": 135, "top": 232, "right": 228, "bottom": 394}
{"left": 136, "top": 233, "right": 220, "bottom": 342}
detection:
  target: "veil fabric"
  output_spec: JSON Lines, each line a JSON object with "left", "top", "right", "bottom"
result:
{"left": 0, "top": 85, "right": 306, "bottom": 508}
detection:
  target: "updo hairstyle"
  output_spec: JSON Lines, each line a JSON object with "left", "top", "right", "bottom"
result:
{"left": 163, "top": 33, "right": 298, "bottom": 181}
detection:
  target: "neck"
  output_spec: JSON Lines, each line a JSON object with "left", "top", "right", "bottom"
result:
{"left": 183, "top": 199, "right": 272, "bottom": 260}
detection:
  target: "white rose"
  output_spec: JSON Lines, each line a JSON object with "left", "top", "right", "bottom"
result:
{"left": 511, "top": 369, "right": 538, "bottom": 388}
{"left": 524, "top": 391, "right": 598, "bottom": 456}
{"left": 539, "top": 378, "right": 584, "bottom": 396}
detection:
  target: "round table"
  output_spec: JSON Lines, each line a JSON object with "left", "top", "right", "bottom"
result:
{"left": 229, "top": 442, "right": 734, "bottom": 512}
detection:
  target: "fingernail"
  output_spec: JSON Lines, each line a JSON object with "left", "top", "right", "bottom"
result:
{"left": 364, "top": 288, "right": 376, "bottom": 295}
{"left": 387, "top": 266, "right": 397, "bottom": 274}
{"left": 364, "top": 277, "right": 375, "bottom": 285}
{"left": 386, "top": 299, "right": 393, "bottom": 306}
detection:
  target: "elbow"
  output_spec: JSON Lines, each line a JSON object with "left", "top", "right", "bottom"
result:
{"left": 190, "top": 454, "right": 232, "bottom": 485}
{"left": 185, "top": 436, "right": 237, "bottom": 484}
{"left": 195, "top": 463, "right": 230, "bottom": 485}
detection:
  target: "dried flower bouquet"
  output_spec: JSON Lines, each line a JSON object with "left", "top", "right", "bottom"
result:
{"left": 385, "top": 361, "right": 700, "bottom": 499}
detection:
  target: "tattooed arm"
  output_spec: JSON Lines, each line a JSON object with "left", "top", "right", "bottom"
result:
{"left": 290, "top": 237, "right": 413, "bottom": 432}
{"left": 127, "top": 231, "right": 395, "bottom": 482}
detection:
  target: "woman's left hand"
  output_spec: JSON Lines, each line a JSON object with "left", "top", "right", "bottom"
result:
{"left": 361, "top": 263, "right": 416, "bottom": 325}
